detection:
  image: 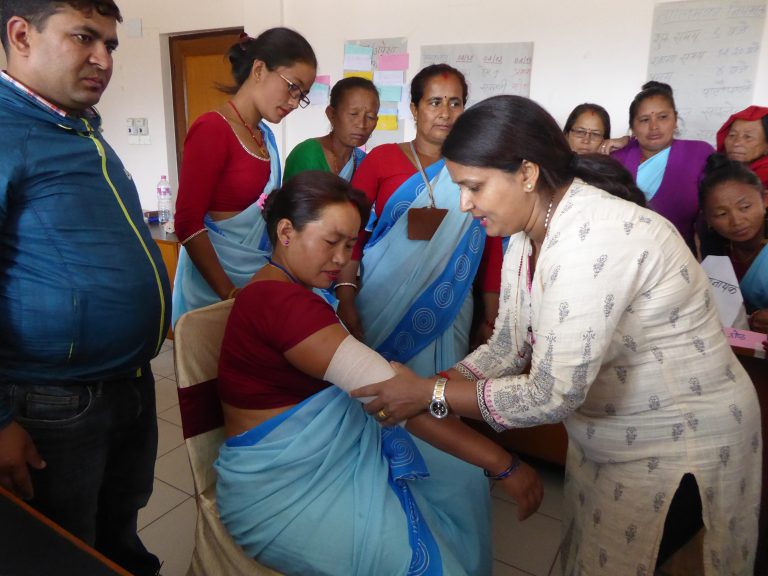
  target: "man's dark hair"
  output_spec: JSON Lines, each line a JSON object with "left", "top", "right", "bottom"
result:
{"left": 0, "top": 0, "right": 123, "bottom": 50}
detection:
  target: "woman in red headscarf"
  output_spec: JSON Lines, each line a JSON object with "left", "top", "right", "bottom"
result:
{"left": 716, "top": 105, "right": 768, "bottom": 189}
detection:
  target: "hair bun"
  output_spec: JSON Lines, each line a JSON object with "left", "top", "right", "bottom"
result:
{"left": 703, "top": 152, "right": 732, "bottom": 175}
{"left": 641, "top": 80, "right": 673, "bottom": 95}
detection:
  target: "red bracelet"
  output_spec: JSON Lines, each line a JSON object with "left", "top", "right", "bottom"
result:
{"left": 438, "top": 370, "right": 451, "bottom": 379}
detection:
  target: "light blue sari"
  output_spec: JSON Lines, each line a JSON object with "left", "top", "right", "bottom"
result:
{"left": 339, "top": 147, "right": 366, "bottom": 181}
{"left": 358, "top": 161, "right": 485, "bottom": 376}
{"left": 635, "top": 146, "right": 670, "bottom": 201}
{"left": 171, "top": 124, "right": 280, "bottom": 326}
{"left": 741, "top": 243, "right": 768, "bottom": 309}
{"left": 215, "top": 386, "right": 491, "bottom": 576}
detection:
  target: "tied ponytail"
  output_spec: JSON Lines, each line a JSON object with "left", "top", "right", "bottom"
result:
{"left": 570, "top": 154, "right": 646, "bottom": 206}
{"left": 220, "top": 27, "right": 316, "bottom": 94}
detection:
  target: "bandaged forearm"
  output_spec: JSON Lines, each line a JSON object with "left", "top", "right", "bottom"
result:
{"left": 323, "top": 335, "right": 395, "bottom": 404}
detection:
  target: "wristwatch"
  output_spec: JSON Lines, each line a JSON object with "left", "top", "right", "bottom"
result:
{"left": 429, "top": 377, "right": 449, "bottom": 419}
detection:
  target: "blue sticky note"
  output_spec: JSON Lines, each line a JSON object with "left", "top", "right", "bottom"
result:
{"left": 377, "top": 85, "right": 402, "bottom": 102}
{"left": 344, "top": 43, "right": 373, "bottom": 57}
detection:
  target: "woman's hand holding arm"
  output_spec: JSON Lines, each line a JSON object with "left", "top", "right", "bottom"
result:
{"left": 286, "top": 323, "right": 543, "bottom": 519}
{"left": 350, "top": 363, "right": 484, "bottom": 424}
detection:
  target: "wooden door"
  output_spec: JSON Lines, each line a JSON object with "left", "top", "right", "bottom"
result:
{"left": 169, "top": 28, "right": 244, "bottom": 168}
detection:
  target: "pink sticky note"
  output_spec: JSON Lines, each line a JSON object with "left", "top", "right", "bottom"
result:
{"left": 724, "top": 327, "right": 767, "bottom": 355}
{"left": 315, "top": 75, "right": 331, "bottom": 86}
{"left": 377, "top": 53, "right": 409, "bottom": 71}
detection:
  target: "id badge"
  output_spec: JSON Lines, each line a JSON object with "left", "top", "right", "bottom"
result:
{"left": 407, "top": 207, "right": 448, "bottom": 240}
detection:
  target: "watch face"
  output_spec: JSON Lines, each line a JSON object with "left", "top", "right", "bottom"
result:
{"left": 429, "top": 400, "right": 449, "bottom": 419}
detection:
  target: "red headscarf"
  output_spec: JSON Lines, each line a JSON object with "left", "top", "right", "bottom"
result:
{"left": 716, "top": 105, "right": 768, "bottom": 189}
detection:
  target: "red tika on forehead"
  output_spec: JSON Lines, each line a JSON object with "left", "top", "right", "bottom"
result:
{"left": 441, "top": 72, "right": 450, "bottom": 79}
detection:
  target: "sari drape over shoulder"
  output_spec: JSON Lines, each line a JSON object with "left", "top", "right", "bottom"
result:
{"left": 215, "top": 386, "right": 491, "bottom": 576}
{"left": 611, "top": 138, "right": 713, "bottom": 251}
{"left": 357, "top": 161, "right": 485, "bottom": 376}
{"left": 283, "top": 137, "right": 366, "bottom": 182}
{"left": 171, "top": 124, "right": 280, "bottom": 326}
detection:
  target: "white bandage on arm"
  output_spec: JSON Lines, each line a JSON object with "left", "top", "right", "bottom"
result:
{"left": 323, "top": 335, "right": 395, "bottom": 404}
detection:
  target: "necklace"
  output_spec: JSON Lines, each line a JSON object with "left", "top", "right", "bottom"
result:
{"left": 227, "top": 100, "right": 269, "bottom": 160}
{"left": 266, "top": 256, "right": 299, "bottom": 284}
{"left": 323, "top": 134, "right": 356, "bottom": 176}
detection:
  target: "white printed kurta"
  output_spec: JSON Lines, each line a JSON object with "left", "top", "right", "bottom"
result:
{"left": 458, "top": 180, "right": 762, "bottom": 576}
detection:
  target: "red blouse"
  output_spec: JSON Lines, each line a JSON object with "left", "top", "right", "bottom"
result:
{"left": 218, "top": 281, "right": 338, "bottom": 409}
{"left": 174, "top": 112, "right": 271, "bottom": 243}
{"left": 350, "top": 143, "right": 417, "bottom": 260}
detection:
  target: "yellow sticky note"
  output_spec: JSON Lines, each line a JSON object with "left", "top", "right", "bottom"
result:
{"left": 344, "top": 70, "right": 374, "bottom": 81}
{"left": 376, "top": 115, "right": 398, "bottom": 131}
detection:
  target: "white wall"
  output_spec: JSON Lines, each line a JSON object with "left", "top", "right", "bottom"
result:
{"left": 100, "top": 0, "right": 768, "bottom": 209}
{"left": 284, "top": 0, "right": 768, "bottom": 150}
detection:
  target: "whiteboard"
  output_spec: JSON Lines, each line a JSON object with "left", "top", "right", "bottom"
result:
{"left": 420, "top": 42, "right": 533, "bottom": 108}
{"left": 647, "top": 0, "right": 766, "bottom": 143}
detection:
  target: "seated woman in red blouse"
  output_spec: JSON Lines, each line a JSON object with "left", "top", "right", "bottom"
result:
{"left": 172, "top": 28, "right": 316, "bottom": 325}
{"left": 214, "top": 171, "right": 543, "bottom": 575}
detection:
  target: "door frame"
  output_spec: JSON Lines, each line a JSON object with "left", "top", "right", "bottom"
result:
{"left": 169, "top": 28, "right": 243, "bottom": 169}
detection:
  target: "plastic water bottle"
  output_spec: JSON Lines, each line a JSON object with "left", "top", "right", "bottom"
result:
{"left": 156, "top": 175, "right": 172, "bottom": 224}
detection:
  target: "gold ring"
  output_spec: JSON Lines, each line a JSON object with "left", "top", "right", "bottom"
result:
{"left": 376, "top": 409, "right": 388, "bottom": 420}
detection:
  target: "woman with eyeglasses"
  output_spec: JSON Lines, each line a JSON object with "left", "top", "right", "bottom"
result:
{"left": 609, "top": 81, "right": 713, "bottom": 253}
{"left": 284, "top": 77, "right": 380, "bottom": 183}
{"left": 564, "top": 103, "right": 611, "bottom": 155}
{"left": 172, "top": 28, "right": 316, "bottom": 324}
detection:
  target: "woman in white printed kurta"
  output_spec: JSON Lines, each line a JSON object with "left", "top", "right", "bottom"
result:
{"left": 354, "top": 95, "right": 762, "bottom": 575}
{"left": 460, "top": 179, "right": 761, "bottom": 575}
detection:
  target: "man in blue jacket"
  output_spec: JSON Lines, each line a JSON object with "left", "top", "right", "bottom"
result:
{"left": 0, "top": 1, "right": 170, "bottom": 574}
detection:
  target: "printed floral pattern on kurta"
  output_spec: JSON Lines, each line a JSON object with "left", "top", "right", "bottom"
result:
{"left": 458, "top": 180, "right": 762, "bottom": 575}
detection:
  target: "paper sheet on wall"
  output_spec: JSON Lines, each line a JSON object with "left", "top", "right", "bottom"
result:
{"left": 421, "top": 42, "right": 533, "bottom": 107}
{"left": 309, "top": 75, "right": 331, "bottom": 107}
{"left": 647, "top": 0, "right": 766, "bottom": 144}
{"left": 344, "top": 37, "right": 408, "bottom": 151}
{"left": 701, "top": 255, "right": 750, "bottom": 328}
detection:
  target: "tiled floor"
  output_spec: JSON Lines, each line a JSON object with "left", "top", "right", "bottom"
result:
{"left": 140, "top": 340, "right": 564, "bottom": 576}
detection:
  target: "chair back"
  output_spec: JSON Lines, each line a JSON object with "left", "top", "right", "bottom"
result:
{"left": 173, "top": 299, "right": 283, "bottom": 576}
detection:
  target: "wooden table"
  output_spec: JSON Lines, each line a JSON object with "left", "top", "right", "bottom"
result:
{"left": 0, "top": 485, "right": 132, "bottom": 575}
{"left": 149, "top": 223, "right": 180, "bottom": 339}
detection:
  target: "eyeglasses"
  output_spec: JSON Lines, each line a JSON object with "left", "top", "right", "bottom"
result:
{"left": 278, "top": 73, "right": 310, "bottom": 108}
{"left": 570, "top": 127, "right": 604, "bottom": 141}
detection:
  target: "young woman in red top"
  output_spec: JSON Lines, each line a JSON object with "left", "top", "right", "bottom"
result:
{"left": 172, "top": 27, "right": 316, "bottom": 325}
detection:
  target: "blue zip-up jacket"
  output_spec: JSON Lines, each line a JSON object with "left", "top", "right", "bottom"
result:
{"left": 0, "top": 74, "right": 171, "bottom": 426}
